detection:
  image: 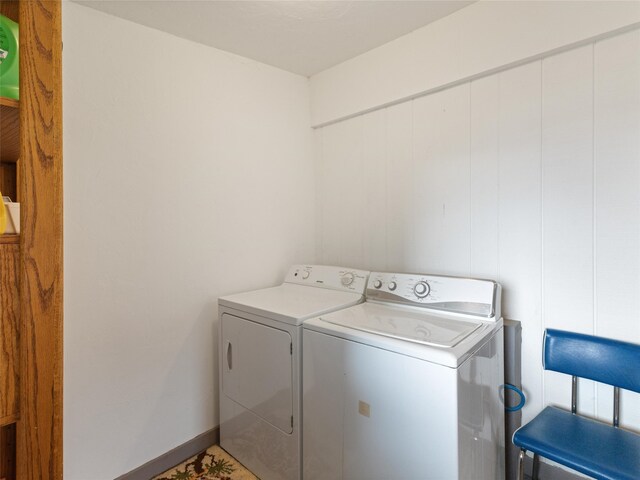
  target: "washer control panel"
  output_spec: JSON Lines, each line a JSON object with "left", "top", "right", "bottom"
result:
{"left": 367, "top": 272, "right": 500, "bottom": 319}
{"left": 286, "top": 265, "right": 369, "bottom": 294}
{"left": 413, "top": 281, "right": 430, "bottom": 298}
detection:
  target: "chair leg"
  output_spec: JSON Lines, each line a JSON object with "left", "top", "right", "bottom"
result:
{"left": 532, "top": 453, "right": 540, "bottom": 480}
{"left": 518, "top": 449, "right": 526, "bottom": 480}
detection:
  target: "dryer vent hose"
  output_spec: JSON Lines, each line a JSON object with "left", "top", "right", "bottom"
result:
{"left": 502, "top": 383, "right": 526, "bottom": 412}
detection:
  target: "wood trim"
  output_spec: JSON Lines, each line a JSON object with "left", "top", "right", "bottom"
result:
{"left": 17, "top": 1, "right": 63, "bottom": 479}
{"left": 0, "top": 227, "right": 19, "bottom": 480}
{"left": 0, "top": 242, "right": 19, "bottom": 426}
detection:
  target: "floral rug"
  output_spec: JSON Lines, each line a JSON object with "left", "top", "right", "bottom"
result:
{"left": 154, "top": 445, "right": 259, "bottom": 480}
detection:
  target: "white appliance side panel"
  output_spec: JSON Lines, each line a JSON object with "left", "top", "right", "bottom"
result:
{"left": 303, "top": 329, "right": 459, "bottom": 480}
{"left": 302, "top": 330, "right": 345, "bottom": 480}
{"left": 457, "top": 328, "right": 505, "bottom": 480}
{"left": 222, "top": 313, "right": 293, "bottom": 433}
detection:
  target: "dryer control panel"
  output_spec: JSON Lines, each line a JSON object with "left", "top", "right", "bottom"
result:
{"left": 285, "top": 265, "right": 369, "bottom": 294}
{"left": 367, "top": 272, "right": 501, "bottom": 320}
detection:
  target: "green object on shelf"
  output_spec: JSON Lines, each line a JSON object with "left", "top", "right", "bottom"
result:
{"left": 0, "top": 14, "right": 19, "bottom": 100}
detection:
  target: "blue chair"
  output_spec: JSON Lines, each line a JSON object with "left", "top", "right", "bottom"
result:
{"left": 513, "top": 329, "right": 640, "bottom": 480}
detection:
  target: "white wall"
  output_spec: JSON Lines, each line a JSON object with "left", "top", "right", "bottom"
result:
{"left": 310, "top": 0, "right": 640, "bottom": 126}
{"left": 63, "top": 3, "right": 315, "bottom": 479}
{"left": 315, "top": 28, "right": 640, "bottom": 433}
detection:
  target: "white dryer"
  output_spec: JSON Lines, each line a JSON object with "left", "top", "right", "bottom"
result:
{"left": 218, "top": 265, "right": 369, "bottom": 480}
{"left": 303, "top": 272, "right": 504, "bottom": 480}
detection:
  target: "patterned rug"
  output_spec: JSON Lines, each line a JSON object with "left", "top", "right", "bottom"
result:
{"left": 153, "top": 445, "right": 259, "bottom": 480}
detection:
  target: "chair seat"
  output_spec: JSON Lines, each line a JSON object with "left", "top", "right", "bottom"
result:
{"left": 513, "top": 406, "right": 640, "bottom": 480}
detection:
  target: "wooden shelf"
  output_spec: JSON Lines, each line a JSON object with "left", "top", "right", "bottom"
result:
{"left": 0, "top": 414, "right": 17, "bottom": 429}
{"left": 0, "top": 236, "right": 19, "bottom": 245}
{"left": 0, "top": 98, "right": 18, "bottom": 109}
{"left": 0, "top": 98, "right": 19, "bottom": 164}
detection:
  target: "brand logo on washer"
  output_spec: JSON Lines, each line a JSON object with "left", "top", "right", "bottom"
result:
{"left": 358, "top": 400, "right": 370, "bottom": 417}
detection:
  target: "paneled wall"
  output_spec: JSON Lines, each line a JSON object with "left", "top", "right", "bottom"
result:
{"left": 310, "top": 1, "right": 640, "bottom": 126}
{"left": 315, "top": 29, "right": 640, "bottom": 427}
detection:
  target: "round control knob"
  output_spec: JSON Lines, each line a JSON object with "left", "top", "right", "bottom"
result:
{"left": 302, "top": 271, "right": 310, "bottom": 279}
{"left": 341, "top": 272, "right": 355, "bottom": 286}
{"left": 414, "top": 281, "right": 430, "bottom": 298}
{"left": 373, "top": 279, "right": 383, "bottom": 289}
{"left": 388, "top": 281, "right": 397, "bottom": 291}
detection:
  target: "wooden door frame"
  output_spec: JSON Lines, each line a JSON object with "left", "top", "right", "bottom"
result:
{"left": 17, "top": 1, "right": 63, "bottom": 479}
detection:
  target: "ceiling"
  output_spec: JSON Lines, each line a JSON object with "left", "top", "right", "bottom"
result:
{"left": 73, "top": 1, "right": 474, "bottom": 77}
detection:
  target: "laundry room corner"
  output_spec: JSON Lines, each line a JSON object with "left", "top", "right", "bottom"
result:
{"left": 45, "top": 0, "right": 640, "bottom": 478}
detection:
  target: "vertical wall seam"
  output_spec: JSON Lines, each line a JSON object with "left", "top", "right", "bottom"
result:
{"left": 468, "top": 82, "right": 473, "bottom": 277}
{"left": 317, "top": 128, "right": 324, "bottom": 263}
{"left": 497, "top": 74, "right": 502, "bottom": 285}
{"left": 592, "top": 40, "right": 599, "bottom": 419}
{"left": 540, "top": 59, "right": 546, "bottom": 410}
{"left": 359, "top": 115, "right": 365, "bottom": 269}
{"left": 495, "top": 76, "right": 500, "bottom": 282}
{"left": 384, "top": 108, "right": 389, "bottom": 271}
{"left": 592, "top": 41, "right": 598, "bottom": 338}
{"left": 384, "top": 107, "right": 390, "bottom": 271}
{"left": 469, "top": 83, "right": 472, "bottom": 277}
{"left": 410, "top": 99, "right": 416, "bottom": 273}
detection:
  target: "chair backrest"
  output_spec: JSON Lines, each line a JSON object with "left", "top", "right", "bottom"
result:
{"left": 544, "top": 329, "right": 640, "bottom": 393}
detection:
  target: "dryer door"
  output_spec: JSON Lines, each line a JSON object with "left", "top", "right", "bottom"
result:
{"left": 221, "top": 313, "right": 293, "bottom": 433}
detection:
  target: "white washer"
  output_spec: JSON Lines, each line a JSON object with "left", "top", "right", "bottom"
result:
{"left": 219, "top": 265, "right": 369, "bottom": 480}
{"left": 303, "top": 272, "right": 505, "bottom": 480}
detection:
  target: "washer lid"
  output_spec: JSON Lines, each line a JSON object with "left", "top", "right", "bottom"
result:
{"left": 305, "top": 304, "right": 500, "bottom": 367}
{"left": 219, "top": 283, "right": 364, "bottom": 325}
{"left": 320, "top": 302, "right": 481, "bottom": 348}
